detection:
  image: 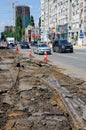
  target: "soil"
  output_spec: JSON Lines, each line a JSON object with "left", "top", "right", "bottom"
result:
{"left": 0, "top": 49, "right": 86, "bottom": 130}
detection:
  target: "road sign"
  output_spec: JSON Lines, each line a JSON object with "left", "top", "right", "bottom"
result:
{"left": 79, "top": 33, "right": 84, "bottom": 38}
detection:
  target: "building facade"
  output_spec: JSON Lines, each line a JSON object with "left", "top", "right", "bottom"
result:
{"left": 4, "top": 26, "right": 14, "bottom": 32}
{"left": 41, "top": 0, "right": 86, "bottom": 45}
{"left": 25, "top": 25, "right": 41, "bottom": 42}
{"left": 57, "top": 0, "right": 69, "bottom": 40}
{"left": 15, "top": 5, "right": 30, "bottom": 28}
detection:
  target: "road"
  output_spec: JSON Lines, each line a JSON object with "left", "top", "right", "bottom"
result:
{"left": 18, "top": 46, "right": 86, "bottom": 81}
{"left": 49, "top": 48, "right": 86, "bottom": 70}
{"left": 48, "top": 48, "right": 86, "bottom": 80}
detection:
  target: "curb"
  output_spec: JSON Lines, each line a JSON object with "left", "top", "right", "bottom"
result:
{"left": 73, "top": 45, "right": 86, "bottom": 49}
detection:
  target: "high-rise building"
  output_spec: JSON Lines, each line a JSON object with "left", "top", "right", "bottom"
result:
{"left": 41, "top": 0, "right": 86, "bottom": 46}
{"left": 15, "top": 5, "right": 30, "bottom": 28}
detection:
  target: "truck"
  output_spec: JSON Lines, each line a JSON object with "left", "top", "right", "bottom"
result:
{"left": 6, "top": 37, "right": 15, "bottom": 47}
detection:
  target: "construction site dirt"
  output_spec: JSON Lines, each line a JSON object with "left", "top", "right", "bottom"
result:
{"left": 0, "top": 49, "right": 86, "bottom": 130}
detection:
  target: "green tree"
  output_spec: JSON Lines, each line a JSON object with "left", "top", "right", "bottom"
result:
{"left": 30, "top": 16, "right": 35, "bottom": 27}
{"left": 38, "top": 17, "right": 41, "bottom": 28}
{"left": 15, "top": 16, "right": 22, "bottom": 40}
{"left": 1, "top": 32, "right": 5, "bottom": 41}
{"left": 1, "top": 28, "right": 15, "bottom": 41}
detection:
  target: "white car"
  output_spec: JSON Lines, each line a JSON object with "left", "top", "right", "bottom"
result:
{"left": 33, "top": 42, "right": 51, "bottom": 55}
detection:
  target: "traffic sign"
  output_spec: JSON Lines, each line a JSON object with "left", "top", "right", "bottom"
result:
{"left": 79, "top": 33, "right": 84, "bottom": 38}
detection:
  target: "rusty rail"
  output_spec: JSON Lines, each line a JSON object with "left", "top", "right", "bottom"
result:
{"left": 42, "top": 75, "right": 86, "bottom": 130}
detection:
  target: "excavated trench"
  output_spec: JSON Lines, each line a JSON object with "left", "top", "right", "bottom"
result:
{"left": 0, "top": 49, "right": 86, "bottom": 130}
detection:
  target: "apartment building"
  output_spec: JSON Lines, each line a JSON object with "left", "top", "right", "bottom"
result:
{"left": 57, "top": 0, "right": 69, "bottom": 40}
{"left": 69, "top": 0, "right": 82, "bottom": 45}
{"left": 41, "top": 0, "right": 86, "bottom": 45}
{"left": 41, "top": 0, "right": 56, "bottom": 41}
{"left": 41, "top": 0, "right": 49, "bottom": 41}
{"left": 69, "top": 0, "right": 86, "bottom": 45}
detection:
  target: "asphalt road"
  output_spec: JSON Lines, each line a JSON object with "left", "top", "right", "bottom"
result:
{"left": 18, "top": 46, "right": 86, "bottom": 81}
{"left": 49, "top": 49, "right": 86, "bottom": 70}
{"left": 48, "top": 48, "right": 86, "bottom": 81}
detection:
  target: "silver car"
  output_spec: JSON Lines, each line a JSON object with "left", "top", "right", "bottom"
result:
{"left": 33, "top": 42, "right": 51, "bottom": 55}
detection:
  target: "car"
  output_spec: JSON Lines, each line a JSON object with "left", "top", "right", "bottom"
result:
{"left": 31, "top": 41, "right": 37, "bottom": 46}
{"left": 0, "top": 41, "right": 7, "bottom": 49}
{"left": 52, "top": 40, "right": 73, "bottom": 53}
{"left": 20, "top": 41, "right": 30, "bottom": 49}
{"left": 6, "top": 44, "right": 14, "bottom": 49}
{"left": 33, "top": 42, "right": 51, "bottom": 55}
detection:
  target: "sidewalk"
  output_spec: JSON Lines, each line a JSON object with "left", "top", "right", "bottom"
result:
{"left": 73, "top": 45, "right": 86, "bottom": 49}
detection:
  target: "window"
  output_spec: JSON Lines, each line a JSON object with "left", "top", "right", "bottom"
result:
{"left": 84, "top": 11, "right": 86, "bottom": 16}
{"left": 84, "top": 21, "right": 86, "bottom": 27}
{"left": 84, "top": 0, "right": 86, "bottom": 6}
{"left": 76, "top": 23, "right": 79, "bottom": 28}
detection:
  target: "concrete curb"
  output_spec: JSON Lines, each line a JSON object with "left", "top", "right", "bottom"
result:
{"left": 73, "top": 45, "right": 86, "bottom": 49}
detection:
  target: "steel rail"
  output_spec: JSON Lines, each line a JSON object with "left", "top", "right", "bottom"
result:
{"left": 42, "top": 75, "right": 86, "bottom": 130}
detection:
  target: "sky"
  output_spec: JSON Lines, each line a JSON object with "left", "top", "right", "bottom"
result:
{"left": 0, "top": 0, "right": 40, "bottom": 35}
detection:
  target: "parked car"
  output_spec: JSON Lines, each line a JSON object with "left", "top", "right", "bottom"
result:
{"left": 20, "top": 41, "right": 30, "bottom": 49}
{"left": 6, "top": 44, "right": 14, "bottom": 49}
{"left": 31, "top": 41, "right": 37, "bottom": 46}
{"left": 33, "top": 42, "right": 51, "bottom": 55}
{"left": 0, "top": 41, "right": 7, "bottom": 49}
{"left": 52, "top": 40, "right": 73, "bottom": 53}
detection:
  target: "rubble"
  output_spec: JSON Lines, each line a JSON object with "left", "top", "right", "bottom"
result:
{"left": 0, "top": 49, "right": 86, "bottom": 130}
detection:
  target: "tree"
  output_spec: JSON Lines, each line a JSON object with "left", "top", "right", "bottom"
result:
{"left": 38, "top": 17, "right": 41, "bottom": 28}
{"left": 15, "top": 16, "right": 22, "bottom": 40}
{"left": 1, "top": 28, "right": 15, "bottom": 41}
{"left": 30, "top": 16, "right": 35, "bottom": 27}
{"left": 1, "top": 32, "right": 5, "bottom": 41}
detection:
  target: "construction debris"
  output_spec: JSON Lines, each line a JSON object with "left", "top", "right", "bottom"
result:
{"left": 0, "top": 49, "right": 86, "bottom": 130}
